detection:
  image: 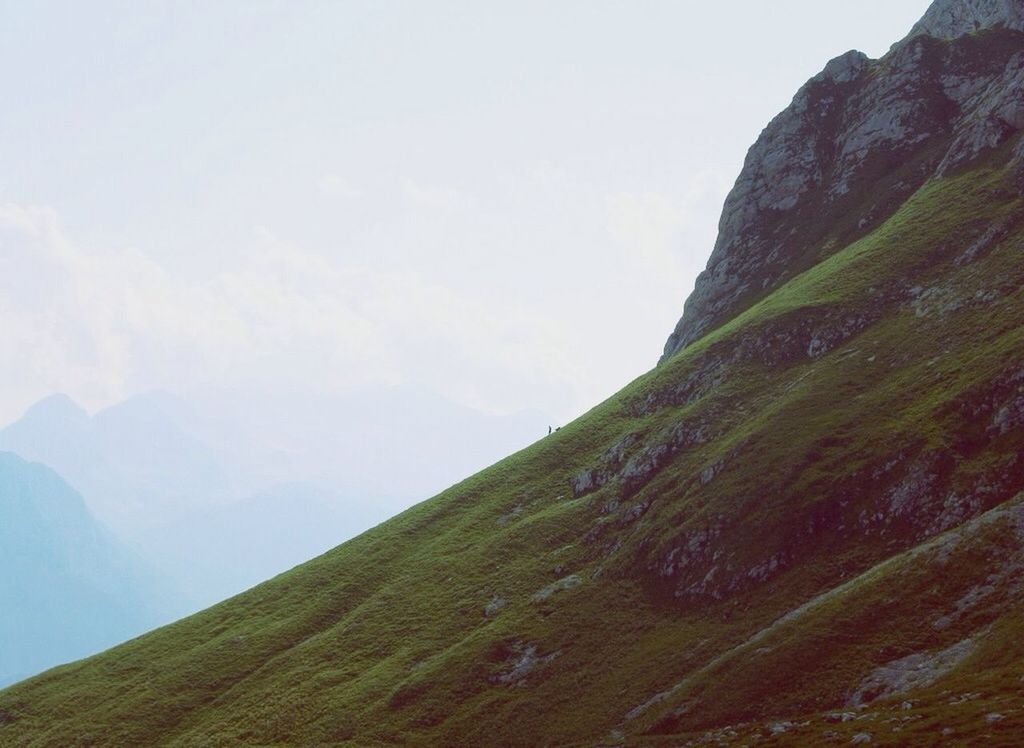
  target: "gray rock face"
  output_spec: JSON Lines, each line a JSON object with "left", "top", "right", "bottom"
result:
{"left": 910, "top": 0, "right": 1024, "bottom": 40}
{"left": 848, "top": 637, "right": 976, "bottom": 707}
{"left": 488, "top": 641, "right": 560, "bottom": 685}
{"left": 938, "top": 51, "right": 1024, "bottom": 174}
{"left": 531, "top": 574, "right": 582, "bottom": 602}
{"left": 661, "top": 3, "right": 1024, "bottom": 361}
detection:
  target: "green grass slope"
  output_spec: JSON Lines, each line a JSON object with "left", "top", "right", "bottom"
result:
{"left": 2, "top": 154, "right": 1024, "bottom": 746}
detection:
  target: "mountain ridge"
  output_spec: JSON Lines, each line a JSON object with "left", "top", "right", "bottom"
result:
{"left": 910, "top": 0, "right": 1024, "bottom": 39}
{"left": 661, "top": 0, "right": 1024, "bottom": 360}
{"left": 0, "top": 451, "right": 171, "bottom": 686}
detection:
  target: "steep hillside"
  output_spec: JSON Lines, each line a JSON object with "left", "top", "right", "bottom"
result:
{"left": 4, "top": 2, "right": 1024, "bottom": 746}
{"left": 0, "top": 453, "right": 171, "bottom": 686}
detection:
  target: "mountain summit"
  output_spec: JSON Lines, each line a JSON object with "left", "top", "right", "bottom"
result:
{"left": 911, "top": 0, "right": 1024, "bottom": 39}
{"left": 662, "top": 0, "right": 1024, "bottom": 359}
{"left": 3, "top": 1, "right": 1024, "bottom": 745}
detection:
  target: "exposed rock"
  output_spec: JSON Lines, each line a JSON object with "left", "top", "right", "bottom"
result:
{"left": 571, "top": 418, "right": 717, "bottom": 501}
{"left": 655, "top": 517, "right": 729, "bottom": 599}
{"left": 647, "top": 304, "right": 880, "bottom": 416}
{"left": 489, "top": 641, "right": 560, "bottom": 686}
{"left": 909, "top": 0, "right": 1024, "bottom": 40}
{"left": 661, "top": 49, "right": 870, "bottom": 357}
{"left": 955, "top": 361, "right": 1024, "bottom": 437}
{"left": 497, "top": 504, "right": 524, "bottom": 525}
{"left": 569, "top": 433, "right": 643, "bottom": 497}
{"left": 883, "top": 452, "right": 946, "bottom": 520}
{"left": 531, "top": 574, "right": 582, "bottom": 602}
{"left": 603, "top": 433, "right": 641, "bottom": 465}
{"left": 825, "top": 712, "right": 858, "bottom": 723}
{"left": 661, "top": 13, "right": 1024, "bottom": 361}
{"left": 620, "top": 498, "right": 653, "bottom": 525}
{"left": 848, "top": 637, "right": 976, "bottom": 707}
{"left": 908, "top": 285, "right": 964, "bottom": 318}
{"left": 483, "top": 596, "right": 507, "bottom": 618}
{"left": 851, "top": 733, "right": 873, "bottom": 745}
{"left": 570, "top": 468, "right": 606, "bottom": 498}
{"left": 624, "top": 688, "right": 675, "bottom": 721}
{"left": 938, "top": 52, "right": 1024, "bottom": 175}
{"left": 746, "top": 553, "right": 787, "bottom": 583}
{"left": 955, "top": 209, "right": 1024, "bottom": 266}
{"left": 699, "top": 458, "right": 725, "bottom": 486}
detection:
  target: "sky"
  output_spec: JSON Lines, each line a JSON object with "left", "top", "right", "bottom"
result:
{"left": 0, "top": 0, "right": 932, "bottom": 426}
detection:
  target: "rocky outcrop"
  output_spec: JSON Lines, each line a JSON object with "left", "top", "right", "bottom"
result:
{"left": 569, "top": 416, "right": 719, "bottom": 501}
{"left": 938, "top": 51, "right": 1024, "bottom": 174}
{"left": 488, "top": 641, "right": 560, "bottom": 686}
{"left": 847, "top": 637, "right": 976, "bottom": 707}
{"left": 909, "top": 0, "right": 1024, "bottom": 40}
{"left": 661, "top": 0, "right": 1024, "bottom": 361}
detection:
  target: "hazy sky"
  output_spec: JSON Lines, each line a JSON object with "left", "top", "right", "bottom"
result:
{"left": 0, "top": 0, "right": 931, "bottom": 425}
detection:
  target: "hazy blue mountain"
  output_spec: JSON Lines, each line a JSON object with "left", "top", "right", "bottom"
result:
{"left": 0, "top": 393, "right": 235, "bottom": 535}
{"left": 0, "top": 387, "right": 550, "bottom": 611}
{"left": 0, "top": 452, "right": 172, "bottom": 685}
{"left": 1, "top": 388, "right": 549, "bottom": 535}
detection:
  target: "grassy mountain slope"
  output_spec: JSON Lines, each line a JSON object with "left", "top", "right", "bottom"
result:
{"left": 2, "top": 139, "right": 1024, "bottom": 745}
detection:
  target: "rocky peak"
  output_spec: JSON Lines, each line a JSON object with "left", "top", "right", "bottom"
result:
{"left": 910, "top": 0, "right": 1024, "bottom": 40}
{"left": 661, "top": 2, "right": 1024, "bottom": 362}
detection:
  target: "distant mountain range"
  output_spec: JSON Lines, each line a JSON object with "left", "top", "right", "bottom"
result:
{"left": 0, "top": 386, "right": 550, "bottom": 540}
{"left": 0, "top": 452, "right": 172, "bottom": 686}
{"left": 0, "top": 392, "right": 234, "bottom": 535}
{"left": 0, "top": 385, "right": 550, "bottom": 661}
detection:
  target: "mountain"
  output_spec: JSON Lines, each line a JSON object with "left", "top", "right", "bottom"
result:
{"left": 0, "top": 392, "right": 235, "bottom": 535}
{"left": 0, "top": 388, "right": 549, "bottom": 610}
{"left": 662, "top": 0, "right": 1024, "bottom": 358}
{"left": 3, "top": 1, "right": 1024, "bottom": 744}
{"left": 0, "top": 452, "right": 171, "bottom": 686}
